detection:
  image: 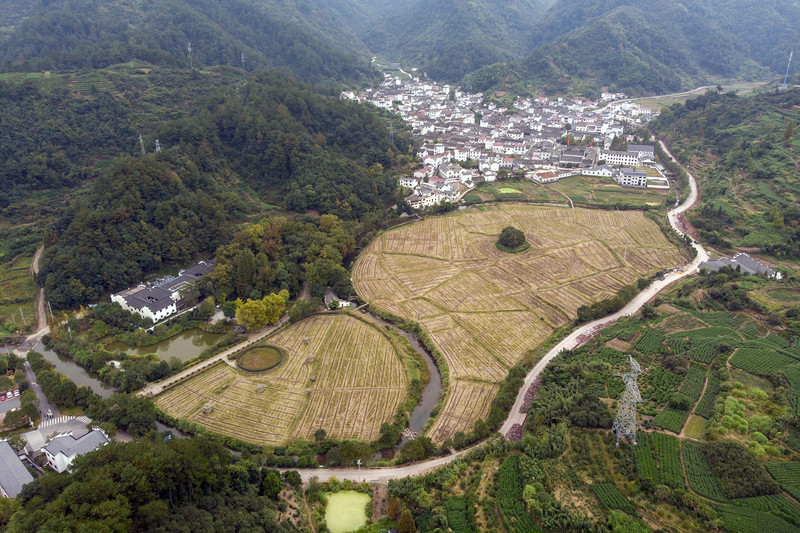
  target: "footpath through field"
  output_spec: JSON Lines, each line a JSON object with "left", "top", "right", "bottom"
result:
{"left": 286, "top": 139, "right": 709, "bottom": 482}
{"left": 137, "top": 316, "right": 289, "bottom": 397}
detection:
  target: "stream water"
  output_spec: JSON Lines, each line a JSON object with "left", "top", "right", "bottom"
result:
{"left": 105, "top": 329, "right": 224, "bottom": 362}
{"left": 361, "top": 311, "right": 443, "bottom": 449}
{"left": 36, "top": 344, "right": 114, "bottom": 398}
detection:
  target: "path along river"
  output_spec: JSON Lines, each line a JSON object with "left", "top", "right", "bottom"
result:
{"left": 288, "top": 140, "right": 709, "bottom": 482}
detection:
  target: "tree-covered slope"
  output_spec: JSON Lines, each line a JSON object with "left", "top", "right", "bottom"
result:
{"left": 362, "top": 0, "right": 554, "bottom": 83}
{"left": 651, "top": 89, "right": 800, "bottom": 260}
{"left": 31, "top": 68, "right": 410, "bottom": 307}
{"left": 0, "top": 0, "right": 375, "bottom": 83}
{"left": 465, "top": 0, "right": 800, "bottom": 96}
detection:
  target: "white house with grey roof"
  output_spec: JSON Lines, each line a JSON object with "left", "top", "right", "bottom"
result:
{"left": 43, "top": 428, "right": 109, "bottom": 473}
{"left": 0, "top": 440, "right": 33, "bottom": 498}
{"left": 111, "top": 260, "right": 214, "bottom": 322}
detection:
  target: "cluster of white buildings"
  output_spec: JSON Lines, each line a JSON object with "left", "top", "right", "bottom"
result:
{"left": 344, "top": 73, "right": 668, "bottom": 208}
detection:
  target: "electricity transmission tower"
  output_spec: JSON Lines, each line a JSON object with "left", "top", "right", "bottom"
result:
{"left": 187, "top": 42, "right": 194, "bottom": 70}
{"left": 612, "top": 355, "right": 643, "bottom": 446}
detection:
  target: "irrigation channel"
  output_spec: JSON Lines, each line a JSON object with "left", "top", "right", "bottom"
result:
{"left": 286, "top": 140, "right": 710, "bottom": 482}
{"left": 360, "top": 310, "right": 442, "bottom": 455}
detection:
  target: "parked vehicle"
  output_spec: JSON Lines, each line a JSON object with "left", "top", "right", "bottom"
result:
{"left": 5, "top": 392, "right": 11, "bottom": 399}
{"left": 13, "top": 389, "right": 19, "bottom": 397}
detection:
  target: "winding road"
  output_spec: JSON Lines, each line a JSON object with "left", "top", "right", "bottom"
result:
{"left": 14, "top": 245, "right": 50, "bottom": 355}
{"left": 284, "top": 140, "right": 708, "bottom": 482}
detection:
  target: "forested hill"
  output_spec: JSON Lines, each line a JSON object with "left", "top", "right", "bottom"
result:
{"left": 0, "top": 0, "right": 374, "bottom": 83}
{"left": 362, "top": 0, "right": 554, "bottom": 83}
{"left": 33, "top": 69, "right": 410, "bottom": 307}
{"left": 463, "top": 0, "right": 800, "bottom": 96}
{"left": 651, "top": 88, "right": 800, "bottom": 260}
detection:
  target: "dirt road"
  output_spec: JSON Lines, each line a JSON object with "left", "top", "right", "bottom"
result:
{"left": 15, "top": 245, "right": 50, "bottom": 355}
{"left": 138, "top": 316, "right": 289, "bottom": 396}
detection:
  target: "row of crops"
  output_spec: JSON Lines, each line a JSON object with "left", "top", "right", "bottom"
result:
{"left": 716, "top": 502, "right": 800, "bottom": 533}
{"left": 766, "top": 462, "right": 800, "bottom": 501}
{"left": 590, "top": 483, "right": 635, "bottom": 513}
{"left": 780, "top": 363, "right": 800, "bottom": 415}
{"left": 633, "top": 328, "right": 666, "bottom": 354}
{"left": 634, "top": 432, "right": 684, "bottom": 489}
{"left": 652, "top": 365, "right": 707, "bottom": 433}
{"left": 694, "top": 372, "right": 721, "bottom": 419}
{"left": 496, "top": 455, "right": 541, "bottom": 533}
{"left": 444, "top": 496, "right": 475, "bottom": 533}
{"left": 683, "top": 441, "right": 727, "bottom": 501}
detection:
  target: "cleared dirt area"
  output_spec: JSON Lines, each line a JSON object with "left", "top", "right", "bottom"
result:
{"left": 155, "top": 313, "right": 411, "bottom": 445}
{"left": 353, "top": 204, "right": 684, "bottom": 442}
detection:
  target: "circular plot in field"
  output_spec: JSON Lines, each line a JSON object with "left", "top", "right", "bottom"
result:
{"left": 238, "top": 345, "right": 285, "bottom": 372}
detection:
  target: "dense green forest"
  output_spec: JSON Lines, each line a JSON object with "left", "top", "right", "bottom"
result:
{"left": 464, "top": 0, "right": 799, "bottom": 96}
{"left": 4, "top": 436, "right": 302, "bottom": 532}
{"left": 25, "top": 67, "right": 411, "bottom": 308}
{"left": 651, "top": 89, "right": 800, "bottom": 259}
{"left": 363, "top": 0, "right": 553, "bottom": 83}
{"left": 0, "top": 0, "right": 374, "bottom": 83}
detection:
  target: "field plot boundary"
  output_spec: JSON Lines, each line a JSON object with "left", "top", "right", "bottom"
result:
{"left": 353, "top": 203, "right": 684, "bottom": 442}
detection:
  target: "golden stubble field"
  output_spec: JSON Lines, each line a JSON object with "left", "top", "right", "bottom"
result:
{"left": 155, "top": 313, "right": 409, "bottom": 446}
{"left": 353, "top": 203, "right": 685, "bottom": 442}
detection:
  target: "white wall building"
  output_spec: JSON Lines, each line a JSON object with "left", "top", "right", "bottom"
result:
{"left": 43, "top": 429, "right": 109, "bottom": 473}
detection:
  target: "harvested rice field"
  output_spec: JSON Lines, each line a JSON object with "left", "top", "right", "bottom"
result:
{"left": 155, "top": 313, "right": 411, "bottom": 445}
{"left": 353, "top": 203, "right": 684, "bottom": 441}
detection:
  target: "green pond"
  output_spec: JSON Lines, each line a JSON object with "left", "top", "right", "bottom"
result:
{"left": 325, "top": 491, "right": 370, "bottom": 533}
{"left": 105, "top": 329, "right": 224, "bottom": 363}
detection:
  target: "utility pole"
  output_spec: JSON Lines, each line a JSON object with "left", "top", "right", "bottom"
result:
{"left": 781, "top": 50, "right": 793, "bottom": 90}
{"left": 48, "top": 301, "right": 54, "bottom": 324}
{"left": 19, "top": 308, "right": 25, "bottom": 325}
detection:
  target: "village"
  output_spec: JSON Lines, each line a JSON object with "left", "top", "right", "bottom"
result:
{"left": 343, "top": 73, "right": 671, "bottom": 209}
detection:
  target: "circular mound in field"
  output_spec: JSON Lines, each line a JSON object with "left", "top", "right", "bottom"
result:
{"left": 238, "top": 345, "right": 285, "bottom": 372}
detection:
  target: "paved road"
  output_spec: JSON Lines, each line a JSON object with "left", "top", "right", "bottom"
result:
{"left": 24, "top": 355, "right": 60, "bottom": 419}
{"left": 287, "top": 137, "right": 708, "bottom": 482}
{"left": 138, "top": 316, "right": 290, "bottom": 397}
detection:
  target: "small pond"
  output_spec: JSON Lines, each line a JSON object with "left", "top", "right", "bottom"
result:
{"left": 105, "top": 328, "right": 224, "bottom": 363}
{"left": 325, "top": 491, "right": 370, "bottom": 533}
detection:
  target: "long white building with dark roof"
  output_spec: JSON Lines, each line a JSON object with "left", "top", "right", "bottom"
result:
{"left": 110, "top": 260, "right": 214, "bottom": 322}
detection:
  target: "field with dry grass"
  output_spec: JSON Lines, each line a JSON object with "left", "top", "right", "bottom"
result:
{"left": 155, "top": 313, "right": 410, "bottom": 445}
{"left": 353, "top": 204, "right": 684, "bottom": 441}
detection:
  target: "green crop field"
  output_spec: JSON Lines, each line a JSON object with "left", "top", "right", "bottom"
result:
{"left": 591, "top": 483, "right": 635, "bottom": 513}
{"left": 683, "top": 441, "right": 727, "bottom": 501}
{"left": 766, "top": 462, "right": 800, "bottom": 501}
